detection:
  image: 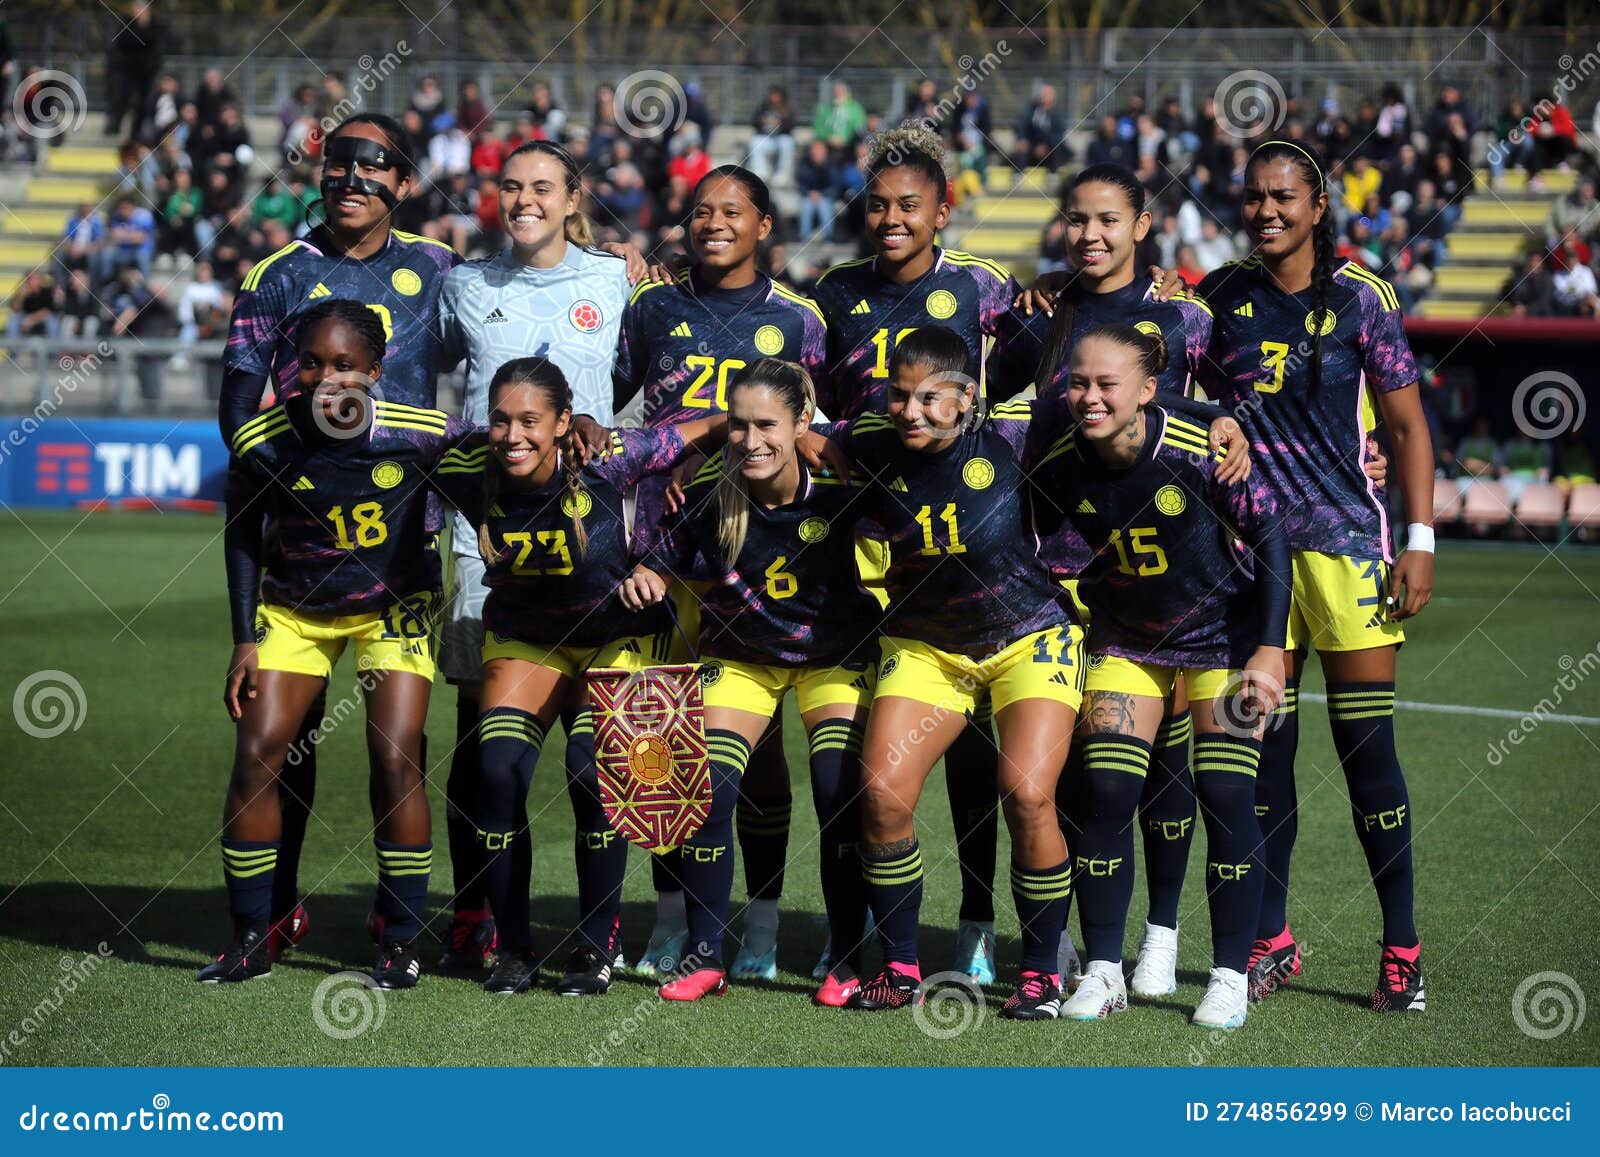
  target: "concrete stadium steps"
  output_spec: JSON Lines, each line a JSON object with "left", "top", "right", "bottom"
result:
{"left": 1, "top": 207, "right": 74, "bottom": 239}
{"left": 40, "top": 147, "right": 122, "bottom": 175}
{"left": 1415, "top": 297, "right": 1490, "bottom": 320}
{"left": 0, "top": 137, "right": 121, "bottom": 314}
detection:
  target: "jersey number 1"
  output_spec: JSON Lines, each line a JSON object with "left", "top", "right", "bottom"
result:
{"left": 914, "top": 503, "right": 967, "bottom": 556}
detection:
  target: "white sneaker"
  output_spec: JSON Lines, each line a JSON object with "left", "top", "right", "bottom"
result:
{"left": 1129, "top": 921, "right": 1179, "bottom": 997}
{"left": 1192, "top": 966, "right": 1249, "bottom": 1029}
{"left": 1057, "top": 930, "right": 1082, "bottom": 990}
{"left": 1060, "top": 959, "right": 1128, "bottom": 1020}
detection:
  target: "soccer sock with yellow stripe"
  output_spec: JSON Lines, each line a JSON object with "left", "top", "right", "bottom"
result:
{"left": 1326, "top": 682, "right": 1416, "bottom": 947}
{"left": 477, "top": 707, "right": 547, "bottom": 954}
{"left": 735, "top": 790, "right": 791, "bottom": 904}
{"left": 861, "top": 838, "right": 924, "bottom": 969}
{"left": 809, "top": 718, "right": 869, "bottom": 972}
{"left": 1074, "top": 734, "right": 1151, "bottom": 963}
{"left": 563, "top": 709, "right": 627, "bottom": 957}
{"left": 374, "top": 840, "right": 432, "bottom": 941}
{"left": 221, "top": 838, "right": 278, "bottom": 936}
{"left": 1140, "top": 709, "right": 1195, "bottom": 930}
{"left": 1255, "top": 677, "right": 1300, "bottom": 938}
{"left": 682, "top": 730, "right": 750, "bottom": 969}
{"left": 1012, "top": 858, "right": 1072, "bottom": 974}
{"left": 1194, "top": 735, "right": 1266, "bottom": 972}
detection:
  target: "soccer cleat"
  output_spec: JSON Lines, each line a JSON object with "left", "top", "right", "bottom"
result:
{"left": 436, "top": 908, "right": 497, "bottom": 972}
{"left": 608, "top": 915, "right": 627, "bottom": 970}
{"left": 554, "top": 945, "right": 613, "bottom": 996}
{"left": 1000, "top": 970, "right": 1064, "bottom": 1021}
{"left": 371, "top": 938, "right": 422, "bottom": 990}
{"left": 1247, "top": 924, "right": 1302, "bottom": 1001}
{"left": 846, "top": 964, "right": 922, "bottom": 1011}
{"left": 659, "top": 967, "right": 729, "bottom": 1001}
{"left": 483, "top": 951, "right": 538, "bottom": 995}
{"left": 635, "top": 917, "right": 689, "bottom": 977}
{"left": 1130, "top": 921, "right": 1179, "bottom": 997}
{"left": 1192, "top": 966, "right": 1249, "bottom": 1029}
{"left": 1060, "top": 960, "right": 1128, "bottom": 1021}
{"left": 266, "top": 904, "right": 309, "bottom": 963}
{"left": 814, "top": 962, "right": 861, "bottom": 1008}
{"left": 730, "top": 911, "right": 780, "bottom": 980}
{"left": 364, "top": 909, "right": 385, "bottom": 945}
{"left": 952, "top": 919, "right": 997, "bottom": 985}
{"left": 1058, "top": 929, "right": 1082, "bottom": 990}
{"left": 1371, "top": 942, "right": 1425, "bottom": 1012}
{"left": 196, "top": 928, "right": 272, "bottom": 984}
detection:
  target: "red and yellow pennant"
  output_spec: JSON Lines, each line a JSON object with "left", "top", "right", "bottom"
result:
{"left": 587, "top": 664, "right": 711, "bottom": 852}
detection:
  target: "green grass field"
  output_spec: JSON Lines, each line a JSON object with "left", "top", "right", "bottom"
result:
{"left": 1, "top": 510, "right": 1597, "bottom": 1067}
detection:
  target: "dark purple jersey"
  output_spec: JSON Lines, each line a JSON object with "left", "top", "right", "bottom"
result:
{"left": 1030, "top": 407, "right": 1290, "bottom": 668}
{"left": 1196, "top": 258, "right": 1418, "bottom": 560}
{"left": 811, "top": 248, "right": 1020, "bottom": 419}
{"left": 656, "top": 460, "right": 881, "bottom": 667}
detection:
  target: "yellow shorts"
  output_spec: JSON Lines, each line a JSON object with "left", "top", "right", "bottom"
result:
{"left": 1285, "top": 550, "right": 1406, "bottom": 653}
{"left": 255, "top": 593, "right": 438, "bottom": 681}
{"left": 875, "top": 624, "right": 1085, "bottom": 716}
{"left": 1058, "top": 577, "right": 1091, "bottom": 622}
{"left": 701, "top": 655, "right": 875, "bottom": 717}
{"left": 1084, "top": 654, "right": 1236, "bottom": 702}
{"left": 855, "top": 537, "right": 892, "bottom": 610}
{"left": 482, "top": 631, "right": 672, "bottom": 678}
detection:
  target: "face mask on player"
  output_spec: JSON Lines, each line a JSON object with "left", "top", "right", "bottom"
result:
{"left": 321, "top": 136, "right": 401, "bottom": 209}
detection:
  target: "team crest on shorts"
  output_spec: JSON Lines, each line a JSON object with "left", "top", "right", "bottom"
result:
{"left": 926, "top": 289, "right": 958, "bottom": 319}
{"left": 254, "top": 619, "right": 269, "bottom": 645}
{"left": 371, "top": 461, "right": 404, "bottom": 489}
{"left": 754, "top": 324, "right": 785, "bottom": 356}
{"left": 1134, "top": 320, "right": 1162, "bottom": 337}
{"left": 1305, "top": 308, "right": 1337, "bottom": 336}
{"left": 390, "top": 268, "right": 422, "bottom": 296}
{"left": 570, "top": 300, "right": 603, "bottom": 333}
{"left": 879, "top": 654, "right": 900, "bottom": 679}
{"left": 561, "top": 491, "right": 595, "bottom": 518}
{"left": 699, "top": 661, "right": 722, "bottom": 686}
{"left": 1155, "top": 485, "right": 1186, "bottom": 516}
{"left": 798, "top": 516, "right": 830, "bottom": 543}
{"left": 1087, "top": 652, "right": 1106, "bottom": 669}
{"left": 963, "top": 457, "right": 995, "bottom": 490}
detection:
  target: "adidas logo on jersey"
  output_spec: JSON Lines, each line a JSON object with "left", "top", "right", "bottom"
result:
{"left": 1234, "top": 302, "right": 1254, "bottom": 317}
{"left": 851, "top": 299, "right": 871, "bottom": 315}
{"left": 1049, "top": 672, "right": 1072, "bottom": 687}
{"left": 671, "top": 322, "right": 693, "bottom": 338}
{"left": 620, "top": 640, "right": 641, "bottom": 653}
{"left": 1366, "top": 611, "right": 1387, "bottom": 629}
{"left": 484, "top": 307, "right": 508, "bottom": 324}
{"left": 292, "top": 475, "right": 315, "bottom": 491}
{"left": 307, "top": 283, "right": 332, "bottom": 300}
{"left": 889, "top": 476, "right": 909, "bottom": 492}
{"left": 1076, "top": 499, "right": 1096, "bottom": 514}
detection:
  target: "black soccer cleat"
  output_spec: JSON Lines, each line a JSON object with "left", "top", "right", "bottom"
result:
{"left": 846, "top": 964, "right": 922, "bottom": 1011}
{"left": 371, "top": 938, "right": 423, "bottom": 990}
{"left": 999, "top": 971, "right": 1062, "bottom": 1021}
{"left": 1371, "top": 942, "right": 1425, "bottom": 1013}
{"left": 197, "top": 928, "right": 273, "bottom": 984}
{"left": 483, "top": 951, "right": 538, "bottom": 995}
{"left": 554, "top": 945, "right": 613, "bottom": 996}
{"left": 266, "top": 904, "right": 310, "bottom": 962}
{"left": 436, "top": 909, "right": 498, "bottom": 972}
{"left": 1246, "top": 926, "right": 1302, "bottom": 1002}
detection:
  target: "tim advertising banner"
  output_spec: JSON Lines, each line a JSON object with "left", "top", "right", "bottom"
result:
{"left": 0, "top": 418, "right": 228, "bottom": 508}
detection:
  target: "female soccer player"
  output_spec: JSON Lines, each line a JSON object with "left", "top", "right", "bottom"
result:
{"left": 807, "top": 124, "right": 1025, "bottom": 985}
{"left": 1196, "top": 140, "right": 1434, "bottom": 1012}
{"left": 614, "top": 165, "right": 827, "bottom": 981}
{"left": 435, "top": 357, "right": 726, "bottom": 996}
{"left": 618, "top": 360, "right": 878, "bottom": 1005}
{"left": 205, "top": 300, "right": 472, "bottom": 988}
{"left": 1030, "top": 324, "right": 1290, "bottom": 1028}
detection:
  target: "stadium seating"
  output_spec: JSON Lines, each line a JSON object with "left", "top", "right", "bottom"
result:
{"left": 1514, "top": 482, "right": 1567, "bottom": 529}
{"left": 1462, "top": 479, "right": 1513, "bottom": 532}
{"left": 1569, "top": 483, "right": 1600, "bottom": 530}
{"left": 1433, "top": 477, "right": 1465, "bottom": 524}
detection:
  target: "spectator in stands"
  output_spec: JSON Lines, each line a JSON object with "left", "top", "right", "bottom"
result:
{"left": 814, "top": 81, "right": 867, "bottom": 161}
{"left": 6, "top": 272, "right": 58, "bottom": 338}
{"left": 1341, "top": 153, "right": 1383, "bottom": 214}
{"left": 667, "top": 124, "right": 711, "bottom": 191}
{"left": 1152, "top": 212, "right": 1182, "bottom": 268}
{"left": 1086, "top": 115, "right": 1134, "bottom": 169}
{"left": 590, "top": 84, "right": 619, "bottom": 162}
{"left": 1430, "top": 151, "right": 1468, "bottom": 228}
{"left": 106, "top": 1, "right": 160, "bottom": 140}
{"left": 143, "top": 73, "right": 182, "bottom": 147}
{"left": 1173, "top": 244, "right": 1206, "bottom": 287}
{"left": 1425, "top": 85, "right": 1475, "bottom": 146}
{"left": 1490, "top": 99, "right": 1538, "bottom": 179}
{"left": 952, "top": 88, "right": 992, "bottom": 195}
{"left": 201, "top": 166, "right": 242, "bottom": 239}
{"left": 1529, "top": 94, "right": 1580, "bottom": 181}
{"left": 59, "top": 204, "right": 105, "bottom": 275}
{"left": 278, "top": 83, "right": 318, "bottom": 160}
{"left": 1340, "top": 214, "right": 1382, "bottom": 270}
{"left": 162, "top": 166, "right": 205, "bottom": 259}
{"left": 904, "top": 78, "right": 941, "bottom": 126}
{"left": 1374, "top": 84, "right": 1408, "bottom": 162}
{"left": 683, "top": 81, "right": 716, "bottom": 149}
{"left": 1134, "top": 113, "right": 1169, "bottom": 178}
{"left": 749, "top": 85, "right": 797, "bottom": 185}
{"left": 1552, "top": 232, "right": 1600, "bottom": 316}
{"left": 1193, "top": 218, "right": 1233, "bottom": 273}
{"left": 1385, "top": 142, "right": 1423, "bottom": 204}
{"left": 525, "top": 81, "right": 568, "bottom": 142}
{"left": 175, "top": 260, "right": 228, "bottom": 364}
{"left": 457, "top": 80, "right": 490, "bottom": 137}
{"left": 795, "top": 137, "right": 838, "bottom": 241}
{"left": 1157, "top": 95, "right": 1191, "bottom": 155}
{"left": 410, "top": 75, "right": 446, "bottom": 136}
{"left": 1013, "top": 83, "right": 1068, "bottom": 172}
{"left": 1405, "top": 180, "right": 1450, "bottom": 269}
{"left": 426, "top": 115, "right": 472, "bottom": 182}
{"left": 1548, "top": 177, "right": 1600, "bottom": 246}
{"left": 58, "top": 269, "right": 101, "bottom": 340}
{"left": 99, "top": 197, "right": 156, "bottom": 283}
{"left": 595, "top": 141, "right": 647, "bottom": 233}
{"left": 107, "top": 266, "right": 176, "bottom": 399}
{"left": 1455, "top": 416, "right": 1504, "bottom": 479}
{"left": 1037, "top": 216, "right": 1069, "bottom": 276}
{"left": 191, "top": 102, "right": 250, "bottom": 181}
{"left": 194, "top": 68, "right": 236, "bottom": 132}
{"left": 837, "top": 141, "right": 869, "bottom": 241}
{"left": 423, "top": 171, "right": 479, "bottom": 256}
{"left": 250, "top": 174, "right": 298, "bottom": 233}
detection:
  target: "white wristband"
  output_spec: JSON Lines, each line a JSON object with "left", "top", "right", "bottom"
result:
{"left": 1406, "top": 523, "right": 1435, "bottom": 554}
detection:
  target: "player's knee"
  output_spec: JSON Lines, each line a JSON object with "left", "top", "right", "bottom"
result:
{"left": 860, "top": 791, "right": 913, "bottom": 843}
{"left": 998, "top": 782, "right": 1055, "bottom": 832}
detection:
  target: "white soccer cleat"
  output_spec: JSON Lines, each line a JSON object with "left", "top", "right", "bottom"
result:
{"left": 1192, "top": 966, "right": 1250, "bottom": 1029}
{"left": 1057, "top": 930, "right": 1082, "bottom": 990}
{"left": 1061, "top": 959, "right": 1128, "bottom": 1021}
{"left": 1130, "top": 921, "right": 1179, "bottom": 997}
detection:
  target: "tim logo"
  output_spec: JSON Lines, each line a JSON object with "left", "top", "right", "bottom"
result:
{"left": 35, "top": 443, "right": 92, "bottom": 494}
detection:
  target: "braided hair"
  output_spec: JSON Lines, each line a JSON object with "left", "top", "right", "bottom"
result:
{"left": 295, "top": 298, "right": 387, "bottom": 365}
{"left": 479, "top": 356, "right": 590, "bottom": 565}
{"left": 1249, "top": 140, "right": 1336, "bottom": 399}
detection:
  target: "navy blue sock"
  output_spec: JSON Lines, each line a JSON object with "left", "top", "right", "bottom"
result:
{"left": 270, "top": 691, "right": 321, "bottom": 921}
{"left": 564, "top": 709, "right": 626, "bottom": 956}
{"left": 1326, "top": 682, "right": 1417, "bottom": 947}
{"left": 1054, "top": 742, "right": 1086, "bottom": 938}
{"left": 861, "top": 837, "right": 924, "bottom": 968}
{"left": 809, "top": 719, "right": 869, "bottom": 970}
{"left": 446, "top": 689, "right": 486, "bottom": 914}
{"left": 652, "top": 846, "right": 684, "bottom": 898}
{"left": 476, "top": 707, "right": 546, "bottom": 954}
{"left": 947, "top": 709, "right": 999, "bottom": 923}
{"left": 1194, "top": 735, "right": 1266, "bottom": 972}
{"left": 1011, "top": 858, "right": 1072, "bottom": 973}
{"left": 1140, "top": 710, "right": 1195, "bottom": 929}
{"left": 1074, "top": 734, "right": 1151, "bottom": 963}
{"left": 735, "top": 792, "right": 791, "bottom": 902}
{"left": 374, "top": 840, "right": 432, "bottom": 941}
{"left": 221, "top": 837, "right": 278, "bottom": 936}
{"left": 1255, "top": 678, "right": 1300, "bottom": 938}
{"left": 682, "top": 730, "right": 749, "bottom": 969}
